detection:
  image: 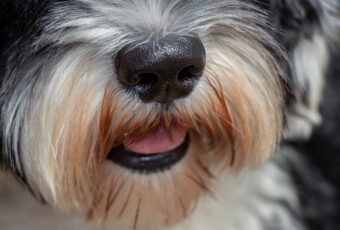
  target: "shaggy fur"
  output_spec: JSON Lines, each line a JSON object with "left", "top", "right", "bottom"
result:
{"left": 0, "top": 1, "right": 339, "bottom": 230}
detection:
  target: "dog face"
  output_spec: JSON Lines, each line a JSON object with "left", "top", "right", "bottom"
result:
{"left": 0, "top": 1, "right": 338, "bottom": 230}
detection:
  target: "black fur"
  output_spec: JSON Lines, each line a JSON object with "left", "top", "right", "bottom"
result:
{"left": 263, "top": 1, "right": 340, "bottom": 229}
{"left": 289, "top": 52, "right": 340, "bottom": 230}
{"left": 0, "top": 0, "right": 56, "bottom": 200}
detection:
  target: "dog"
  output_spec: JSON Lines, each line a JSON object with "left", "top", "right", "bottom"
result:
{"left": 0, "top": 0, "right": 339, "bottom": 230}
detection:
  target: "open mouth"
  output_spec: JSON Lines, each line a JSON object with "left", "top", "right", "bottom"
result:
{"left": 107, "top": 124, "right": 189, "bottom": 173}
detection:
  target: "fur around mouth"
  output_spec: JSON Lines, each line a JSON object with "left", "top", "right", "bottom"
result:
{"left": 107, "top": 135, "right": 190, "bottom": 174}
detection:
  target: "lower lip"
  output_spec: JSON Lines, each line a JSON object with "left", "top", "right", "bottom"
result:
{"left": 107, "top": 135, "right": 190, "bottom": 174}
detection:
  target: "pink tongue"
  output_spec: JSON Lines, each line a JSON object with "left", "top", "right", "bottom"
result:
{"left": 123, "top": 124, "right": 187, "bottom": 154}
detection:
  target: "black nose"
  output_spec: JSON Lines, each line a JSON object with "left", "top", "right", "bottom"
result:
{"left": 115, "top": 36, "right": 206, "bottom": 103}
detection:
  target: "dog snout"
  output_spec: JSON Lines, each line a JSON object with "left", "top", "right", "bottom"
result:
{"left": 115, "top": 35, "right": 206, "bottom": 103}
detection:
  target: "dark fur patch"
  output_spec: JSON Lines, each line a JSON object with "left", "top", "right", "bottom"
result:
{"left": 289, "top": 51, "right": 340, "bottom": 230}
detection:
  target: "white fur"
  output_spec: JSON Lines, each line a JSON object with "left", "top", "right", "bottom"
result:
{"left": 285, "top": 32, "right": 329, "bottom": 140}
{"left": 171, "top": 149, "right": 303, "bottom": 230}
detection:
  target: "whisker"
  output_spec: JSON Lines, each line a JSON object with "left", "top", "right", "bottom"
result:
{"left": 105, "top": 179, "right": 125, "bottom": 220}
{"left": 195, "top": 157, "right": 216, "bottom": 179}
{"left": 169, "top": 173, "right": 187, "bottom": 218}
{"left": 103, "top": 178, "right": 116, "bottom": 220}
{"left": 133, "top": 186, "right": 144, "bottom": 230}
{"left": 87, "top": 181, "right": 105, "bottom": 220}
{"left": 87, "top": 207, "right": 94, "bottom": 220}
{"left": 118, "top": 182, "right": 135, "bottom": 218}
{"left": 183, "top": 169, "right": 215, "bottom": 198}
{"left": 229, "top": 145, "right": 236, "bottom": 166}
{"left": 156, "top": 176, "right": 169, "bottom": 225}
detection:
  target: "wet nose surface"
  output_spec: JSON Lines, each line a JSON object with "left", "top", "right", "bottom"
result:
{"left": 115, "top": 35, "right": 206, "bottom": 103}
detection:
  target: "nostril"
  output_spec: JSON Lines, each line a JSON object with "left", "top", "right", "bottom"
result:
{"left": 135, "top": 73, "right": 158, "bottom": 92}
{"left": 118, "top": 74, "right": 140, "bottom": 87}
{"left": 178, "top": 65, "right": 203, "bottom": 83}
